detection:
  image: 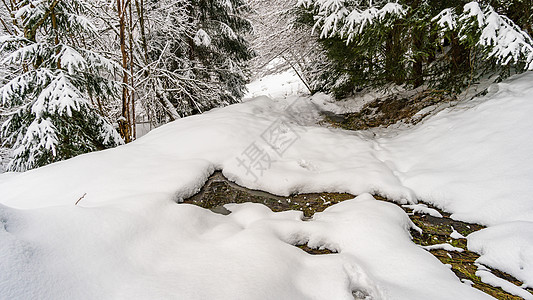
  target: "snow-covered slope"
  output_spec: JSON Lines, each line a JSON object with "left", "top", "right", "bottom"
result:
{"left": 381, "top": 75, "right": 533, "bottom": 226}
{"left": 1, "top": 72, "right": 533, "bottom": 299}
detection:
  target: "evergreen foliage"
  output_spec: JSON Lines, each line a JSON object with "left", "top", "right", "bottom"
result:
{"left": 0, "top": 0, "right": 255, "bottom": 170}
{"left": 298, "top": 0, "right": 533, "bottom": 98}
{"left": 0, "top": 0, "right": 123, "bottom": 171}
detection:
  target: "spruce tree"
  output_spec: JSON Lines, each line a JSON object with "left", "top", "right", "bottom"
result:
{"left": 192, "top": 0, "right": 254, "bottom": 104}
{"left": 297, "top": 0, "right": 533, "bottom": 98}
{"left": 0, "top": 0, "right": 123, "bottom": 171}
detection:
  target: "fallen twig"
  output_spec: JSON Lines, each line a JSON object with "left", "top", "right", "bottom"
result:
{"left": 75, "top": 193, "right": 87, "bottom": 206}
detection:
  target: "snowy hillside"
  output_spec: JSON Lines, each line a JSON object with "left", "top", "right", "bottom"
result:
{"left": 1, "top": 72, "right": 533, "bottom": 299}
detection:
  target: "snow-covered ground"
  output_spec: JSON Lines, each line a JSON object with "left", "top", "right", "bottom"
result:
{"left": 244, "top": 69, "right": 309, "bottom": 100}
{"left": 1, "top": 71, "right": 533, "bottom": 299}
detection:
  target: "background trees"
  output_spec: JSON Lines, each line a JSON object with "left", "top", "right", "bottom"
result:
{"left": 0, "top": 0, "right": 531, "bottom": 171}
{"left": 246, "top": 0, "right": 327, "bottom": 93}
{"left": 297, "top": 0, "right": 533, "bottom": 98}
{"left": 0, "top": 0, "right": 123, "bottom": 171}
{"left": 136, "top": 0, "right": 254, "bottom": 122}
{"left": 0, "top": 0, "right": 254, "bottom": 171}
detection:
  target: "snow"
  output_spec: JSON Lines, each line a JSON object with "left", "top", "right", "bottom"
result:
{"left": 244, "top": 69, "right": 308, "bottom": 99}
{"left": 0, "top": 194, "right": 490, "bottom": 300}
{"left": 307, "top": 0, "right": 407, "bottom": 42}
{"left": 462, "top": 279, "right": 474, "bottom": 286}
{"left": 433, "top": 8, "right": 456, "bottom": 31}
{"left": 421, "top": 243, "right": 464, "bottom": 253}
{"left": 470, "top": 4, "right": 533, "bottom": 69}
{"left": 468, "top": 222, "right": 533, "bottom": 288}
{"left": 343, "top": 3, "right": 406, "bottom": 42}
{"left": 435, "top": 2, "right": 533, "bottom": 70}
{"left": 476, "top": 264, "right": 533, "bottom": 299}
{"left": 193, "top": 29, "right": 212, "bottom": 47}
{"left": 450, "top": 227, "right": 466, "bottom": 239}
{"left": 60, "top": 46, "right": 88, "bottom": 75}
{"left": 402, "top": 204, "right": 443, "bottom": 218}
{"left": 13, "top": 117, "right": 58, "bottom": 158}
{"left": 1, "top": 71, "right": 533, "bottom": 298}
{"left": 380, "top": 71, "right": 533, "bottom": 226}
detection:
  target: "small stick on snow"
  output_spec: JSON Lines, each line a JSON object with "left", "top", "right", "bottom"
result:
{"left": 75, "top": 193, "right": 87, "bottom": 206}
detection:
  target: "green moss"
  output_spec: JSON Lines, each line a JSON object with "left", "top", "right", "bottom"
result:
{"left": 322, "top": 90, "right": 455, "bottom": 131}
{"left": 429, "top": 249, "right": 525, "bottom": 299}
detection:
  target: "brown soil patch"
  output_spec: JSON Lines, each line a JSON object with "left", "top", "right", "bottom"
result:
{"left": 322, "top": 90, "right": 455, "bottom": 130}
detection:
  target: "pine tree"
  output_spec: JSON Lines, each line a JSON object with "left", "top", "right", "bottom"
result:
{"left": 297, "top": 0, "right": 411, "bottom": 97}
{"left": 0, "top": 0, "right": 123, "bottom": 171}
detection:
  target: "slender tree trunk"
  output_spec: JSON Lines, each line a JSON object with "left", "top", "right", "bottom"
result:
{"left": 128, "top": 0, "right": 136, "bottom": 139}
{"left": 282, "top": 53, "right": 312, "bottom": 94}
{"left": 156, "top": 89, "right": 181, "bottom": 120}
{"left": 51, "top": 8, "right": 61, "bottom": 69}
{"left": 135, "top": 0, "right": 149, "bottom": 63}
{"left": 525, "top": 1, "right": 533, "bottom": 38}
{"left": 450, "top": 33, "right": 469, "bottom": 74}
{"left": 427, "top": 30, "right": 437, "bottom": 64}
{"left": 117, "top": 0, "right": 132, "bottom": 143}
{"left": 386, "top": 23, "right": 405, "bottom": 85}
{"left": 412, "top": 25, "right": 424, "bottom": 88}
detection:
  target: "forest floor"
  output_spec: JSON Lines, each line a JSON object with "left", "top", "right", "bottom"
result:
{"left": 323, "top": 87, "right": 533, "bottom": 299}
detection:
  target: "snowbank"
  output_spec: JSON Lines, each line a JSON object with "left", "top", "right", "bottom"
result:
{"left": 2, "top": 71, "right": 533, "bottom": 298}
{"left": 0, "top": 194, "right": 490, "bottom": 299}
{"left": 0, "top": 95, "right": 414, "bottom": 209}
{"left": 381, "top": 72, "right": 533, "bottom": 226}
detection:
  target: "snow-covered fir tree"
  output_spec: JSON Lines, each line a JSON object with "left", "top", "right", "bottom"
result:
{"left": 434, "top": 2, "right": 533, "bottom": 70}
{"left": 0, "top": 0, "right": 123, "bottom": 171}
{"left": 297, "top": 0, "right": 533, "bottom": 97}
{"left": 191, "top": 0, "right": 254, "bottom": 104}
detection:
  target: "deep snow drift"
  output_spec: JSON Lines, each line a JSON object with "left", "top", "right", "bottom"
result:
{"left": 1, "top": 71, "right": 533, "bottom": 299}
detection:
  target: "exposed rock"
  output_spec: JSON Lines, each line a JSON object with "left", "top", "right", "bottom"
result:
{"left": 322, "top": 90, "right": 455, "bottom": 130}
{"left": 182, "top": 172, "right": 531, "bottom": 299}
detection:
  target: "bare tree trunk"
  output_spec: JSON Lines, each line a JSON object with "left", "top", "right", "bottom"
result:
{"left": 281, "top": 54, "right": 312, "bottom": 94}
{"left": 128, "top": 0, "right": 136, "bottom": 140}
{"left": 450, "top": 33, "right": 469, "bottom": 75}
{"left": 385, "top": 22, "right": 404, "bottom": 85}
{"left": 117, "top": 0, "right": 132, "bottom": 143}
{"left": 412, "top": 25, "right": 424, "bottom": 88}
{"left": 288, "top": 50, "right": 313, "bottom": 93}
{"left": 427, "top": 30, "right": 437, "bottom": 65}
{"left": 525, "top": 0, "right": 533, "bottom": 38}
{"left": 156, "top": 89, "right": 181, "bottom": 121}
{"left": 51, "top": 7, "right": 61, "bottom": 69}
{"left": 135, "top": 0, "right": 149, "bottom": 63}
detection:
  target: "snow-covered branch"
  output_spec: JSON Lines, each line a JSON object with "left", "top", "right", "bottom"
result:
{"left": 433, "top": 2, "right": 533, "bottom": 70}
{"left": 304, "top": 0, "right": 407, "bottom": 42}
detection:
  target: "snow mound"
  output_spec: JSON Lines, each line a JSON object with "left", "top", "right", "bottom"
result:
{"left": 2, "top": 71, "right": 533, "bottom": 298}
{"left": 0, "top": 195, "right": 490, "bottom": 299}
{"left": 381, "top": 71, "right": 533, "bottom": 226}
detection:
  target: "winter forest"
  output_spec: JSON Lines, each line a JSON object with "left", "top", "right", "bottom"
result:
{"left": 1, "top": 0, "right": 533, "bottom": 299}
{"left": 0, "top": 0, "right": 531, "bottom": 171}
